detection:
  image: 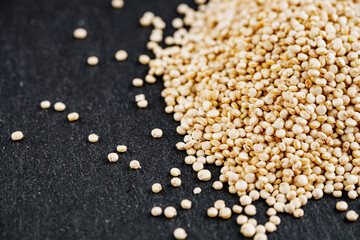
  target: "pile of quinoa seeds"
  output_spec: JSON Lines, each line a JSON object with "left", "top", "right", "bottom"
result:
{"left": 143, "top": 0, "right": 360, "bottom": 238}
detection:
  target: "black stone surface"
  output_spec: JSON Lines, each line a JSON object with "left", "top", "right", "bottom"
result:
{"left": 0, "top": 0, "right": 359, "bottom": 239}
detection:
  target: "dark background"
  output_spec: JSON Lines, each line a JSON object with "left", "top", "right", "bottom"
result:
{"left": 0, "top": 0, "right": 359, "bottom": 239}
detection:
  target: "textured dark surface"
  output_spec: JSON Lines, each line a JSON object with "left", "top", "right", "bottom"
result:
{"left": 0, "top": 0, "right": 359, "bottom": 239}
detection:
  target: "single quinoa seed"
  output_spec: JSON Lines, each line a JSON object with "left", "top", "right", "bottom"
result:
{"left": 173, "top": 228, "right": 187, "bottom": 240}
{"left": 111, "top": 0, "right": 124, "bottom": 9}
{"left": 170, "top": 168, "right": 181, "bottom": 177}
{"left": 11, "top": 131, "right": 24, "bottom": 141}
{"left": 336, "top": 201, "right": 348, "bottom": 211}
{"left": 88, "top": 134, "right": 99, "bottom": 143}
{"left": 164, "top": 206, "right": 177, "bottom": 219}
{"left": 67, "top": 112, "right": 79, "bottom": 122}
{"left": 346, "top": 210, "right": 359, "bottom": 222}
{"left": 73, "top": 28, "right": 87, "bottom": 39}
{"left": 87, "top": 56, "right": 99, "bottom": 66}
{"left": 129, "top": 160, "right": 141, "bottom": 169}
{"left": 107, "top": 153, "right": 119, "bottom": 162}
{"left": 40, "top": 100, "right": 51, "bottom": 109}
{"left": 171, "top": 177, "right": 181, "bottom": 187}
{"left": 116, "top": 145, "right": 127, "bottom": 153}
{"left": 207, "top": 207, "right": 218, "bottom": 218}
{"left": 132, "top": 78, "right": 144, "bottom": 87}
{"left": 54, "top": 102, "right": 66, "bottom": 111}
{"left": 193, "top": 187, "right": 201, "bottom": 194}
{"left": 115, "top": 50, "right": 128, "bottom": 61}
{"left": 180, "top": 199, "right": 192, "bottom": 209}
{"left": 152, "top": 183, "right": 162, "bottom": 193}
{"left": 151, "top": 206, "right": 162, "bottom": 217}
{"left": 151, "top": 128, "right": 163, "bottom": 138}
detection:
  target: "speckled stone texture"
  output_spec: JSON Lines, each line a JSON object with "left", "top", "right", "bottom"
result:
{"left": 0, "top": 0, "right": 359, "bottom": 239}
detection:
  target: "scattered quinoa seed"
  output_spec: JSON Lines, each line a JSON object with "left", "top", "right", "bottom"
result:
{"left": 40, "top": 100, "right": 51, "bottom": 109}
{"left": 137, "top": 100, "right": 148, "bottom": 108}
{"left": 240, "top": 223, "right": 256, "bottom": 238}
{"left": 88, "top": 134, "right": 99, "bottom": 143}
{"left": 171, "top": 177, "right": 181, "bottom": 187}
{"left": 180, "top": 199, "right": 192, "bottom": 209}
{"left": 107, "top": 153, "right": 119, "bottom": 162}
{"left": 232, "top": 205, "right": 243, "bottom": 214}
{"left": 138, "top": 54, "right": 150, "bottom": 65}
{"left": 132, "top": 78, "right": 143, "bottom": 87}
{"left": 11, "top": 131, "right": 24, "bottom": 141}
{"left": 111, "top": 0, "right": 124, "bottom": 9}
{"left": 173, "top": 228, "right": 187, "bottom": 240}
{"left": 193, "top": 187, "right": 201, "bottom": 194}
{"left": 346, "top": 210, "right": 359, "bottom": 222}
{"left": 151, "top": 206, "right": 162, "bottom": 217}
{"left": 207, "top": 207, "right": 218, "bottom": 218}
{"left": 87, "top": 56, "right": 99, "bottom": 66}
{"left": 152, "top": 183, "right": 162, "bottom": 193}
{"left": 116, "top": 145, "right": 127, "bottom": 153}
{"left": 214, "top": 200, "right": 226, "bottom": 210}
{"left": 164, "top": 206, "right": 177, "bottom": 218}
{"left": 151, "top": 128, "right": 163, "bottom": 138}
{"left": 336, "top": 201, "right": 348, "bottom": 211}
{"left": 129, "top": 160, "right": 141, "bottom": 169}
{"left": 67, "top": 112, "right": 79, "bottom": 122}
{"left": 73, "top": 28, "right": 87, "bottom": 39}
{"left": 219, "top": 207, "right": 232, "bottom": 219}
{"left": 197, "top": 169, "right": 211, "bottom": 181}
{"left": 54, "top": 102, "right": 66, "bottom": 111}
{"left": 170, "top": 168, "right": 181, "bottom": 177}
{"left": 115, "top": 50, "right": 128, "bottom": 61}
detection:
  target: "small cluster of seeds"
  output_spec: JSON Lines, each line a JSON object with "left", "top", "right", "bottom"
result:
{"left": 135, "top": 94, "right": 148, "bottom": 108}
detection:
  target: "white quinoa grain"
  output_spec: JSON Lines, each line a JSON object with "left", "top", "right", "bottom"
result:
{"left": 11, "top": 131, "right": 24, "bottom": 141}
{"left": 171, "top": 177, "right": 181, "bottom": 187}
{"left": 151, "top": 206, "right": 162, "bottom": 216}
{"left": 137, "top": 100, "right": 148, "bottom": 108}
{"left": 197, "top": 169, "right": 211, "bottom": 181}
{"left": 129, "top": 160, "right": 141, "bottom": 169}
{"left": 173, "top": 228, "right": 187, "bottom": 240}
{"left": 116, "top": 145, "right": 127, "bottom": 153}
{"left": 240, "top": 223, "right": 256, "bottom": 238}
{"left": 132, "top": 78, "right": 144, "bottom": 87}
{"left": 164, "top": 206, "right": 177, "bottom": 218}
{"left": 219, "top": 207, "right": 232, "bottom": 219}
{"left": 152, "top": 183, "right": 162, "bottom": 193}
{"left": 180, "top": 199, "right": 192, "bottom": 209}
{"left": 212, "top": 181, "right": 223, "bottom": 190}
{"left": 115, "top": 50, "right": 128, "bottom": 61}
{"left": 214, "top": 200, "right": 226, "bottom": 210}
{"left": 232, "top": 205, "right": 243, "bottom": 214}
{"left": 346, "top": 210, "right": 359, "bottom": 222}
{"left": 151, "top": 128, "right": 163, "bottom": 138}
{"left": 170, "top": 168, "right": 181, "bottom": 177}
{"left": 193, "top": 187, "right": 201, "bottom": 194}
{"left": 107, "top": 153, "right": 119, "bottom": 162}
{"left": 244, "top": 205, "right": 256, "bottom": 216}
{"left": 207, "top": 207, "right": 218, "bottom": 218}
{"left": 138, "top": 54, "right": 150, "bottom": 65}
{"left": 88, "top": 134, "right": 99, "bottom": 143}
{"left": 67, "top": 112, "right": 79, "bottom": 122}
{"left": 236, "top": 215, "right": 248, "bottom": 225}
{"left": 54, "top": 102, "right": 66, "bottom": 111}
{"left": 73, "top": 28, "right": 87, "bottom": 39}
{"left": 111, "top": 0, "right": 124, "bottom": 9}
{"left": 336, "top": 201, "right": 348, "bottom": 211}
{"left": 87, "top": 56, "right": 99, "bottom": 66}
{"left": 40, "top": 100, "right": 51, "bottom": 109}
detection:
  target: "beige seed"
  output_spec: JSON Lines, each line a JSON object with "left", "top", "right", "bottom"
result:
{"left": 137, "top": 100, "right": 148, "bottom": 108}
{"left": 54, "top": 102, "right": 66, "bottom": 111}
{"left": 139, "top": 12, "right": 155, "bottom": 27}
{"left": 254, "top": 233, "right": 268, "bottom": 240}
{"left": 240, "top": 223, "right": 256, "bottom": 238}
{"left": 212, "top": 181, "right": 223, "bottom": 190}
{"left": 219, "top": 207, "right": 232, "bottom": 219}
{"left": 193, "top": 187, "right": 201, "bottom": 194}
{"left": 132, "top": 78, "right": 144, "bottom": 87}
{"left": 111, "top": 0, "right": 124, "bottom": 9}
{"left": 151, "top": 128, "right": 163, "bottom": 138}
{"left": 207, "top": 207, "right": 218, "bottom": 217}
{"left": 180, "top": 199, "right": 192, "bottom": 209}
{"left": 88, "top": 134, "right": 99, "bottom": 143}
{"left": 171, "top": 177, "right": 182, "bottom": 187}
{"left": 67, "top": 112, "right": 79, "bottom": 122}
{"left": 115, "top": 50, "right": 128, "bottom": 61}
{"left": 164, "top": 206, "right": 177, "bottom": 218}
{"left": 135, "top": 94, "right": 146, "bottom": 102}
{"left": 40, "top": 100, "right": 51, "bottom": 109}
{"left": 244, "top": 205, "right": 256, "bottom": 216}
{"left": 232, "top": 205, "right": 243, "bottom": 214}
{"left": 173, "top": 228, "right": 187, "bottom": 240}
{"left": 151, "top": 206, "right": 162, "bottom": 216}
{"left": 346, "top": 210, "right": 359, "bottom": 222}
{"left": 11, "top": 131, "right": 24, "bottom": 141}
{"left": 107, "top": 153, "right": 119, "bottom": 162}
{"left": 214, "top": 200, "right": 226, "bottom": 210}
{"left": 73, "top": 28, "right": 87, "bottom": 39}
{"left": 197, "top": 169, "right": 211, "bottom": 181}
{"left": 116, "top": 145, "right": 127, "bottom": 153}
{"left": 236, "top": 215, "right": 248, "bottom": 225}
{"left": 152, "top": 183, "right": 162, "bottom": 193}
{"left": 170, "top": 168, "right": 181, "bottom": 177}
{"left": 139, "top": 54, "right": 150, "bottom": 65}
{"left": 87, "top": 56, "right": 99, "bottom": 66}
{"left": 336, "top": 201, "right": 348, "bottom": 211}
{"left": 129, "top": 160, "right": 141, "bottom": 169}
